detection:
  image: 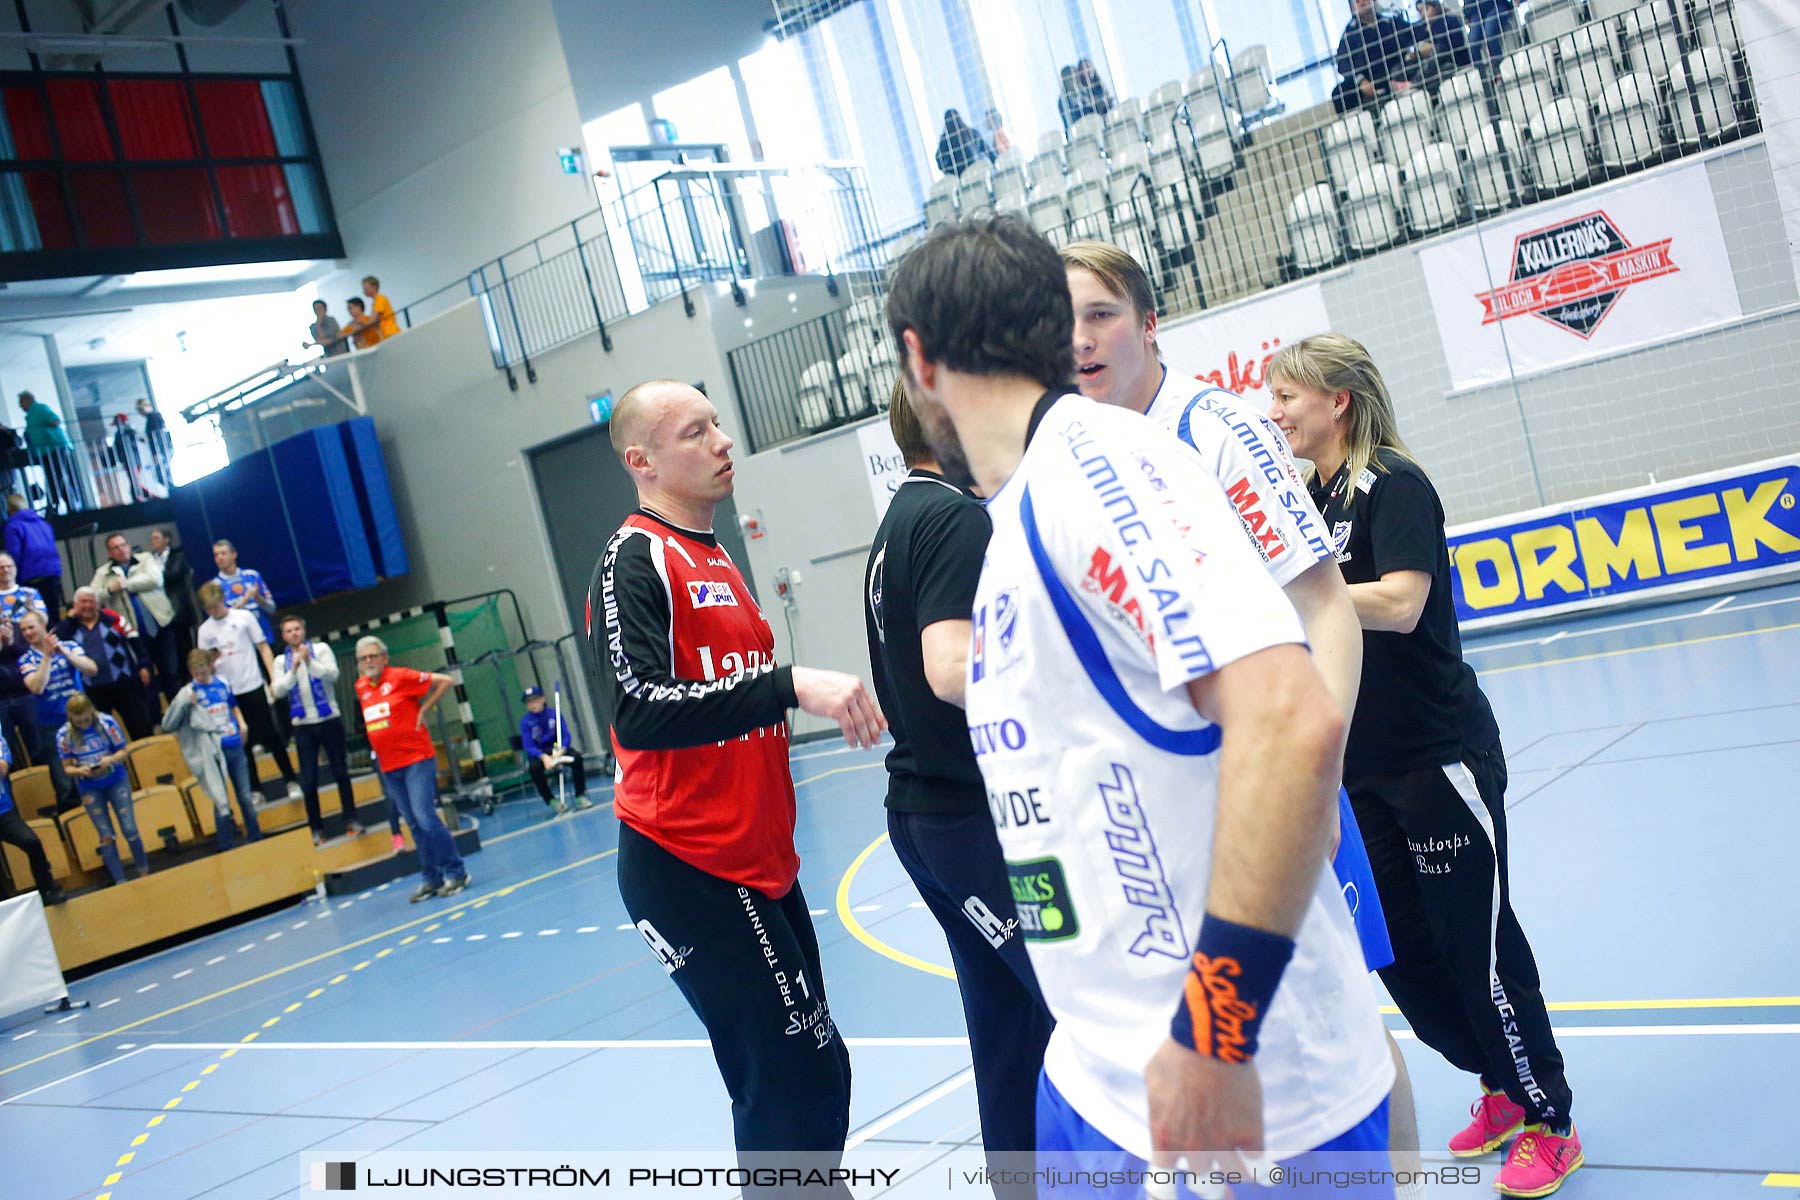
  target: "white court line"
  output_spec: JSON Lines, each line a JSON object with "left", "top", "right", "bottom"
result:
{"left": 55, "top": 1014, "right": 80, "bottom": 1024}
{"left": 142, "top": 1024, "right": 1800, "bottom": 1054}
{"left": 576, "top": 927, "right": 600, "bottom": 934}
{"left": 0, "top": 1046, "right": 150, "bottom": 1106}
{"left": 142, "top": 1037, "right": 975, "bottom": 1051}
{"left": 1702, "top": 594, "right": 1738, "bottom": 614}
{"left": 135, "top": 984, "right": 157, "bottom": 994}
{"left": 1467, "top": 591, "right": 1800, "bottom": 655}
{"left": 205, "top": 956, "right": 225, "bottom": 966}
{"left": 789, "top": 743, "right": 883, "bottom": 764}
{"left": 97, "top": 998, "right": 120, "bottom": 1009}
{"left": 846, "top": 1068, "right": 976, "bottom": 1150}
{"left": 172, "top": 969, "right": 192, "bottom": 980}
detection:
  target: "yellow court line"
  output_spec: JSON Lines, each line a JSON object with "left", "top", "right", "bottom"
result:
{"left": 838, "top": 829, "right": 1800, "bottom": 1014}
{"left": 835, "top": 833, "right": 955, "bottom": 981}
{"left": 795, "top": 761, "right": 885, "bottom": 789}
{"left": 1762, "top": 1173, "right": 1800, "bottom": 1187}
{"left": 1483, "top": 619, "right": 1800, "bottom": 675}
{"left": 1, "top": 847, "right": 619, "bottom": 1079}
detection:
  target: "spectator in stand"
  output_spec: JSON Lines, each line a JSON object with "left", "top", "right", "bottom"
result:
{"left": 0, "top": 552, "right": 49, "bottom": 623}
{"left": 163, "top": 647, "right": 262, "bottom": 850}
{"left": 109, "top": 415, "right": 149, "bottom": 503}
{"left": 0, "top": 728, "right": 63, "bottom": 903}
{"left": 271, "top": 614, "right": 364, "bottom": 846}
{"left": 1075, "top": 58, "right": 1112, "bottom": 117}
{"left": 0, "top": 420, "right": 19, "bottom": 498}
{"left": 93, "top": 533, "right": 179, "bottom": 701}
{"left": 520, "top": 685, "right": 592, "bottom": 817}
{"left": 211, "top": 539, "right": 277, "bottom": 644}
{"left": 18, "top": 609, "right": 95, "bottom": 815}
{"left": 363, "top": 276, "right": 402, "bottom": 340}
{"left": 353, "top": 635, "right": 469, "bottom": 901}
{"left": 304, "top": 299, "right": 349, "bottom": 358}
{"left": 0, "top": 611, "right": 37, "bottom": 782}
{"left": 137, "top": 399, "right": 173, "bottom": 493}
{"left": 5, "top": 493, "right": 64, "bottom": 617}
{"left": 984, "top": 107, "right": 1012, "bottom": 155}
{"left": 195, "top": 580, "right": 302, "bottom": 801}
{"left": 343, "top": 297, "right": 382, "bottom": 349}
{"left": 1465, "top": 0, "right": 1517, "bottom": 67}
{"left": 935, "top": 109, "right": 995, "bottom": 178}
{"left": 1416, "top": 0, "right": 1472, "bottom": 92}
{"left": 17, "top": 392, "right": 78, "bottom": 515}
{"left": 1332, "top": 0, "right": 1421, "bottom": 113}
{"left": 55, "top": 586, "right": 155, "bottom": 740}
{"left": 149, "top": 528, "right": 198, "bottom": 671}
{"left": 59, "top": 693, "right": 144, "bottom": 884}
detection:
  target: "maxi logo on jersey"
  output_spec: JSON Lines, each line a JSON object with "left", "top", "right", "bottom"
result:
{"left": 1062, "top": 420, "right": 1212, "bottom": 675}
{"left": 1185, "top": 392, "right": 1331, "bottom": 564}
{"left": 1099, "top": 763, "right": 1188, "bottom": 960}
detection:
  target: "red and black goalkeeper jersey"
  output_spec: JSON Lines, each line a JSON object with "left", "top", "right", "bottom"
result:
{"left": 587, "top": 509, "right": 800, "bottom": 897}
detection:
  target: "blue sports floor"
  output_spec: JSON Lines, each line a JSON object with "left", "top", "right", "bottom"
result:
{"left": 4, "top": 582, "right": 1798, "bottom": 1200}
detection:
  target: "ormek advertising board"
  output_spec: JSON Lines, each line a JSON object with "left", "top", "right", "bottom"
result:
{"left": 1447, "top": 456, "right": 1800, "bottom": 627}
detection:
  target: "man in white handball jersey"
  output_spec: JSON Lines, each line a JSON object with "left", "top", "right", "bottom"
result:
{"left": 886, "top": 215, "right": 1394, "bottom": 1197}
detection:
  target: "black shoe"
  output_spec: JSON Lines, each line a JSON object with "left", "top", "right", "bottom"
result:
{"left": 42, "top": 886, "right": 67, "bottom": 906}
{"left": 436, "top": 876, "right": 469, "bottom": 898}
{"left": 408, "top": 883, "right": 440, "bottom": 903}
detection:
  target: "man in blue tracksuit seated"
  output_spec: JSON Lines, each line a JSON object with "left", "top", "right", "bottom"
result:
{"left": 519, "top": 686, "right": 591, "bottom": 816}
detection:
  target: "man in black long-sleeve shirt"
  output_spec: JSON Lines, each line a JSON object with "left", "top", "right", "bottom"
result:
{"left": 1333, "top": 0, "right": 1422, "bottom": 113}
{"left": 586, "top": 379, "right": 882, "bottom": 1189}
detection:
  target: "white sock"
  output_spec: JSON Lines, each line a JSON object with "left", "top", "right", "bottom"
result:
{"left": 1394, "top": 1177, "right": 1428, "bottom": 1200}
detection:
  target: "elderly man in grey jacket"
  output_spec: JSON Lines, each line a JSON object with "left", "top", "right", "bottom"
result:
{"left": 92, "top": 532, "right": 182, "bottom": 699}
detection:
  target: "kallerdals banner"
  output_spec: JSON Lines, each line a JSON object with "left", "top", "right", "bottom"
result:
{"left": 1420, "top": 162, "right": 1741, "bottom": 390}
{"left": 1447, "top": 456, "right": 1800, "bottom": 627}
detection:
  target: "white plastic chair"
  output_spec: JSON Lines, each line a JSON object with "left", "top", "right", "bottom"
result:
{"left": 956, "top": 161, "right": 994, "bottom": 214}
{"left": 1323, "top": 110, "right": 1379, "bottom": 188}
{"left": 1690, "top": 0, "right": 1741, "bottom": 55}
{"left": 795, "top": 361, "right": 839, "bottom": 433}
{"left": 1594, "top": 71, "right": 1664, "bottom": 169}
{"left": 1439, "top": 69, "right": 1492, "bottom": 148}
{"left": 924, "top": 177, "right": 958, "bottom": 228}
{"left": 1669, "top": 47, "right": 1738, "bottom": 143}
{"left": 1028, "top": 150, "right": 1065, "bottom": 193}
{"left": 1193, "top": 109, "right": 1236, "bottom": 180}
{"left": 1342, "top": 164, "right": 1403, "bottom": 253}
{"left": 1287, "top": 184, "right": 1342, "bottom": 271}
{"left": 1527, "top": 0, "right": 1586, "bottom": 43}
{"left": 1499, "top": 43, "right": 1559, "bottom": 130}
{"left": 1529, "top": 98, "right": 1590, "bottom": 190}
{"left": 1559, "top": 25, "right": 1621, "bottom": 107}
{"left": 1464, "top": 120, "right": 1530, "bottom": 213}
{"left": 1231, "top": 45, "right": 1274, "bottom": 114}
{"left": 1379, "top": 90, "right": 1437, "bottom": 173}
{"left": 1404, "top": 144, "right": 1464, "bottom": 233}
{"left": 1618, "top": 0, "right": 1683, "bottom": 79}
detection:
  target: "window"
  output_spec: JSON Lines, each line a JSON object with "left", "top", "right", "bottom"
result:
{"left": 652, "top": 67, "right": 753, "bottom": 163}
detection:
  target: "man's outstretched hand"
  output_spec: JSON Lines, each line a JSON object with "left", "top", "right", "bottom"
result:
{"left": 791, "top": 667, "right": 886, "bottom": 749}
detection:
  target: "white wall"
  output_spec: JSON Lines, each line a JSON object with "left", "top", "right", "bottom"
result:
{"left": 289, "top": 0, "right": 598, "bottom": 308}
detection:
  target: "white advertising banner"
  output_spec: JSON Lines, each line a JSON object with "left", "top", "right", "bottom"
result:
{"left": 1156, "top": 283, "right": 1334, "bottom": 411}
{"left": 1421, "top": 162, "right": 1743, "bottom": 390}
{"left": 856, "top": 417, "right": 907, "bottom": 524}
{"left": 1740, "top": 0, "right": 1800, "bottom": 286}
{"left": 0, "top": 892, "right": 66, "bottom": 1020}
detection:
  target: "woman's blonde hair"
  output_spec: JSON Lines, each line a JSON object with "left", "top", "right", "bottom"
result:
{"left": 1266, "top": 332, "right": 1418, "bottom": 486}
{"left": 64, "top": 693, "right": 97, "bottom": 749}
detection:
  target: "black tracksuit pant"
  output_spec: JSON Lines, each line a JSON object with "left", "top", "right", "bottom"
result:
{"left": 294, "top": 716, "right": 359, "bottom": 834}
{"left": 1347, "top": 739, "right": 1573, "bottom": 1127}
{"left": 0, "top": 807, "right": 56, "bottom": 895}
{"left": 527, "top": 753, "right": 588, "bottom": 806}
{"left": 617, "top": 821, "right": 852, "bottom": 1196}
{"left": 233, "top": 686, "right": 295, "bottom": 788}
{"left": 889, "top": 807, "right": 1052, "bottom": 1178}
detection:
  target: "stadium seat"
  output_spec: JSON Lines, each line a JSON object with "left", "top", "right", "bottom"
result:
{"left": 1379, "top": 90, "right": 1436, "bottom": 173}
{"left": 795, "top": 360, "right": 840, "bottom": 433}
{"left": 1287, "top": 184, "right": 1343, "bottom": 271}
{"left": 1148, "top": 147, "right": 1199, "bottom": 246}
{"left": 134, "top": 785, "right": 198, "bottom": 848}
{"left": 1439, "top": 69, "right": 1492, "bottom": 148}
{"left": 1618, "top": 0, "right": 1683, "bottom": 79}
{"left": 1184, "top": 75, "right": 1235, "bottom": 136}
{"left": 1192, "top": 109, "right": 1236, "bottom": 180}
{"left": 1230, "top": 45, "right": 1274, "bottom": 115}
{"left": 1066, "top": 136, "right": 1108, "bottom": 180}
{"left": 1594, "top": 71, "right": 1665, "bottom": 169}
{"left": 1107, "top": 96, "right": 1143, "bottom": 134}
{"left": 1403, "top": 144, "right": 1464, "bottom": 233}
{"left": 1343, "top": 164, "right": 1403, "bottom": 253}
{"left": 11, "top": 766, "right": 56, "bottom": 818}
{"left": 1069, "top": 112, "right": 1106, "bottom": 146}
{"left": 956, "top": 161, "right": 994, "bottom": 214}
{"left": 1690, "top": 0, "right": 1740, "bottom": 55}
{"left": 1028, "top": 149, "right": 1065, "bottom": 192}
{"left": 1499, "top": 43, "right": 1559, "bottom": 130}
{"left": 834, "top": 352, "right": 872, "bottom": 415}
{"left": 1, "top": 815, "right": 71, "bottom": 887}
{"left": 993, "top": 145, "right": 1026, "bottom": 176}
{"left": 127, "top": 733, "right": 193, "bottom": 792}
{"left": 1670, "top": 47, "right": 1739, "bottom": 143}
{"left": 1028, "top": 188, "right": 1069, "bottom": 240}
{"left": 1108, "top": 141, "right": 1152, "bottom": 227}
{"left": 1066, "top": 174, "right": 1111, "bottom": 241}
{"left": 1559, "top": 25, "right": 1621, "bottom": 107}
{"left": 1465, "top": 120, "right": 1529, "bottom": 212}
{"left": 1104, "top": 118, "right": 1146, "bottom": 161}
{"left": 1036, "top": 129, "right": 1065, "bottom": 159}
{"left": 842, "top": 303, "right": 883, "bottom": 366}
{"left": 1526, "top": 0, "right": 1585, "bottom": 43}
{"left": 1587, "top": 0, "right": 1638, "bottom": 16}
{"left": 1323, "top": 110, "right": 1378, "bottom": 189}
{"left": 63, "top": 805, "right": 139, "bottom": 873}
{"left": 1529, "top": 98, "right": 1591, "bottom": 190}
{"left": 1144, "top": 80, "right": 1186, "bottom": 154}
{"left": 924, "top": 177, "right": 958, "bottom": 228}
{"left": 992, "top": 164, "right": 1030, "bottom": 213}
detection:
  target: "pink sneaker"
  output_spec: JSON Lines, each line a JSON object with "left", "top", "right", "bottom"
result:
{"left": 1495, "top": 1124, "right": 1583, "bottom": 1197}
{"left": 1449, "top": 1085, "right": 1527, "bottom": 1157}
{"left": 391, "top": 833, "right": 406, "bottom": 852}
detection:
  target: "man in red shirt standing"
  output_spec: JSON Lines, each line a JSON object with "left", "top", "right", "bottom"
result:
{"left": 353, "top": 638, "right": 469, "bottom": 902}
{"left": 588, "top": 380, "right": 883, "bottom": 1182}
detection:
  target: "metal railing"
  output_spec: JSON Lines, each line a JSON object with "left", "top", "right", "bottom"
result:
{"left": 7, "top": 429, "right": 175, "bottom": 518}
{"left": 726, "top": 304, "right": 892, "bottom": 453}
